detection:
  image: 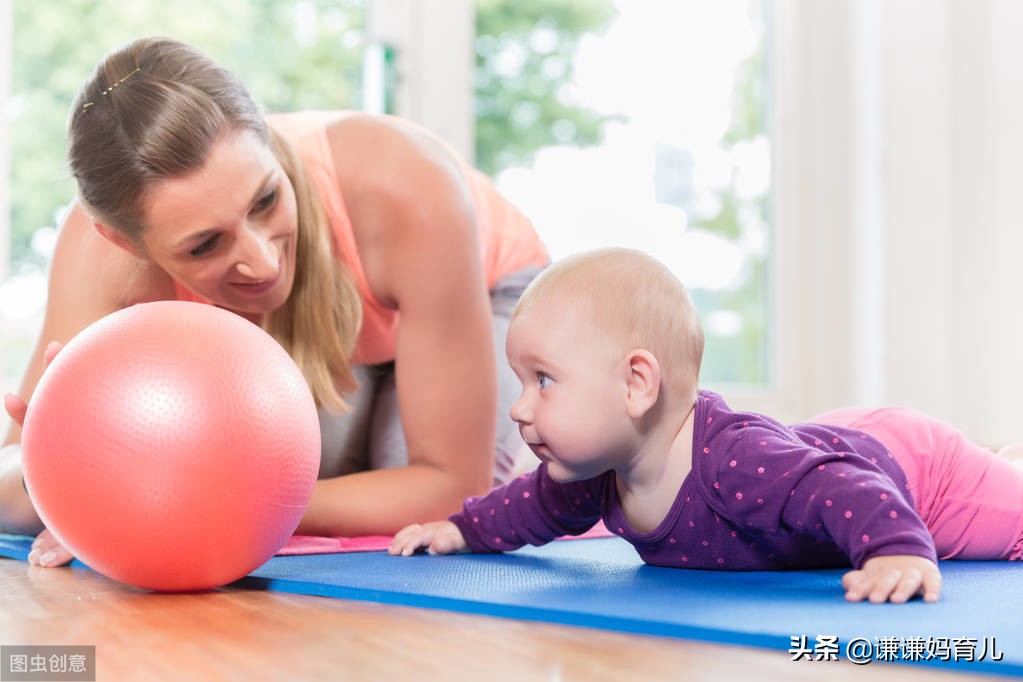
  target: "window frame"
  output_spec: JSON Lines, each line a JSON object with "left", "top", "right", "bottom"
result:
{"left": 379, "top": 0, "right": 814, "bottom": 420}
{"left": 365, "top": 0, "right": 475, "bottom": 161}
{"left": 0, "top": 0, "right": 11, "bottom": 284}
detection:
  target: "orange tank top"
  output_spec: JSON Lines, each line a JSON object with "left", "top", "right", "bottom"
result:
{"left": 175, "top": 110, "right": 548, "bottom": 365}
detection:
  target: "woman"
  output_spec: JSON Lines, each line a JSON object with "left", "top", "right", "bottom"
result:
{"left": 0, "top": 37, "right": 548, "bottom": 563}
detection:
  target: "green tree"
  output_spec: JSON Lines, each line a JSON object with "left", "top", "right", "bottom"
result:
{"left": 474, "top": 0, "right": 620, "bottom": 175}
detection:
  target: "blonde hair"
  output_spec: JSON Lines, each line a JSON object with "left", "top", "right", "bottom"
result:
{"left": 514, "top": 248, "right": 704, "bottom": 397}
{"left": 67, "top": 37, "right": 359, "bottom": 411}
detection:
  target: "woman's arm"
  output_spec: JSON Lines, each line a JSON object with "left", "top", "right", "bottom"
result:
{"left": 296, "top": 115, "right": 497, "bottom": 536}
{"left": 1, "top": 202, "right": 159, "bottom": 533}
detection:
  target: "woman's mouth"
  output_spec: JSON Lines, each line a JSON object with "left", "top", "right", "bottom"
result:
{"left": 232, "top": 270, "right": 281, "bottom": 296}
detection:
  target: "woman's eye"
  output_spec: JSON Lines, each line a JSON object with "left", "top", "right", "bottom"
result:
{"left": 537, "top": 373, "right": 552, "bottom": 389}
{"left": 189, "top": 235, "right": 219, "bottom": 257}
{"left": 253, "top": 189, "right": 278, "bottom": 213}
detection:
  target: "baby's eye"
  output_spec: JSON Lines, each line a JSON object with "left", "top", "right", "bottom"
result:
{"left": 537, "top": 373, "right": 552, "bottom": 389}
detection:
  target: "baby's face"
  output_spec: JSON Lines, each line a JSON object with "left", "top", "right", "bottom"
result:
{"left": 506, "top": 299, "right": 637, "bottom": 482}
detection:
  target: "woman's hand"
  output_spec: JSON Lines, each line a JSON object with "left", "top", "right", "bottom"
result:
{"left": 26, "top": 528, "right": 74, "bottom": 567}
{"left": 4, "top": 341, "right": 74, "bottom": 566}
{"left": 4, "top": 340, "right": 63, "bottom": 433}
{"left": 842, "top": 554, "right": 942, "bottom": 603}
{"left": 389, "top": 521, "right": 468, "bottom": 557}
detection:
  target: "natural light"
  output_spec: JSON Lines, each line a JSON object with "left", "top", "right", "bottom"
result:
{"left": 1, "top": 0, "right": 769, "bottom": 393}
{"left": 495, "top": 0, "right": 769, "bottom": 383}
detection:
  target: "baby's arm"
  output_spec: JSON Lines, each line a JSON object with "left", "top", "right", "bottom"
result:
{"left": 842, "top": 554, "right": 942, "bottom": 603}
{"left": 389, "top": 521, "right": 468, "bottom": 556}
{"left": 390, "top": 464, "right": 603, "bottom": 558}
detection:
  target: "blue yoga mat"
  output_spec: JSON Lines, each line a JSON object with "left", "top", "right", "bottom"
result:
{"left": 1, "top": 534, "right": 1020, "bottom": 677}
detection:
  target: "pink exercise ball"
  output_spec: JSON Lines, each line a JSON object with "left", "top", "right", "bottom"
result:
{"left": 21, "top": 301, "right": 321, "bottom": 591}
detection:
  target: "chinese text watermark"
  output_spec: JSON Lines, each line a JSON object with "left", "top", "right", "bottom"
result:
{"left": 789, "top": 635, "right": 1004, "bottom": 665}
{"left": 1, "top": 646, "right": 95, "bottom": 681}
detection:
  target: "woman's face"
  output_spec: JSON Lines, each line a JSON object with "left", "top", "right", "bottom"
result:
{"left": 138, "top": 128, "right": 299, "bottom": 317}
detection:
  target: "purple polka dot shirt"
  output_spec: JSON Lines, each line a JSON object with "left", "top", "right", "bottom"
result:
{"left": 450, "top": 391, "right": 937, "bottom": 570}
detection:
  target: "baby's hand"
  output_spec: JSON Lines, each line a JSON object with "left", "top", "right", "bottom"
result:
{"left": 389, "top": 521, "right": 468, "bottom": 557}
{"left": 841, "top": 555, "right": 942, "bottom": 603}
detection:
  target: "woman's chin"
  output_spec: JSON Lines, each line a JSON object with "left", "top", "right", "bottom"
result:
{"left": 222, "top": 284, "right": 292, "bottom": 317}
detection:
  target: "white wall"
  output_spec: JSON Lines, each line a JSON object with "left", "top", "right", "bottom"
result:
{"left": 770, "top": 0, "right": 1023, "bottom": 446}
{"left": 882, "top": 0, "right": 1023, "bottom": 446}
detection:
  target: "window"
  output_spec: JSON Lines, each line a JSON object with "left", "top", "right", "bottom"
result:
{"left": 8, "top": 3, "right": 1009, "bottom": 444}
{"left": 3, "top": 1, "right": 779, "bottom": 414}
{"left": 480, "top": 1, "right": 772, "bottom": 387}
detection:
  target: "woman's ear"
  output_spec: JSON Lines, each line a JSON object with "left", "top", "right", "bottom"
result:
{"left": 624, "top": 349, "right": 660, "bottom": 419}
{"left": 94, "top": 221, "right": 145, "bottom": 260}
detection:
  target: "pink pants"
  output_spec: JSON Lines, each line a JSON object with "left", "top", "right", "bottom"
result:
{"left": 811, "top": 407, "right": 1023, "bottom": 561}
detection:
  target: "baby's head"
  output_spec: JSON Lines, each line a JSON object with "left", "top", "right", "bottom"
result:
{"left": 512, "top": 248, "right": 704, "bottom": 401}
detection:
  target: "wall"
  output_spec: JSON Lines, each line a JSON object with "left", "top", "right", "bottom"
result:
{"left": 769, "top": 0, "right": 1023, "bottom": 446}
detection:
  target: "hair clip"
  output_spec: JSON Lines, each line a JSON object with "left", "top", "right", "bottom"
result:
{"left": 81, "top": 66, "right": 141, "bottom": 112}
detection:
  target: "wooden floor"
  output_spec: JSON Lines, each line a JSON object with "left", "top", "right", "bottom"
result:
{"left": 0, "top": 558, "right": 1010, "bottom": 682}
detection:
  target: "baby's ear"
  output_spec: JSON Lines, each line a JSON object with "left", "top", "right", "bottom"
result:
{"left": 624, "top": 349, "right": 660, "bottom": 419}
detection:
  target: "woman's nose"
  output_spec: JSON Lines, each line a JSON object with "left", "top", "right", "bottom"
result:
{"left": 235, "top": 226, "right": 278, "bottom": 280}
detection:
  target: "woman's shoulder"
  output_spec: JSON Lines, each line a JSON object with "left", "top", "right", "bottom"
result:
{"left": 324, "top": 113, "right": 460, "bottom": 173}
{"left": 270, "top": 111, "right": 420, "bottom": 192}
{"left": 268, "top": 110, "right": 404, "bottom": 144}
{"left": 269, "top": 110, "right": 464, "bottom": 172}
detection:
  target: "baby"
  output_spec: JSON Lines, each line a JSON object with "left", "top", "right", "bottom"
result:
{"left": 389, "top": 248, "right": 1023, "bottom": 603}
